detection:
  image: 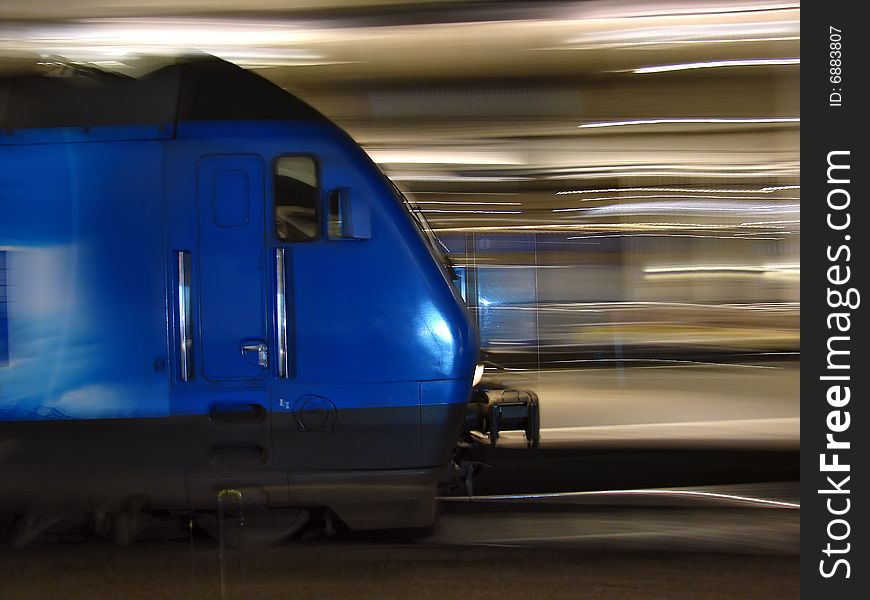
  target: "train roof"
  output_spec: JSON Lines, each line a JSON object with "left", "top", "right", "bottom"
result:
{"left": 0, "top": 55, "right": 327, "bottom": 131}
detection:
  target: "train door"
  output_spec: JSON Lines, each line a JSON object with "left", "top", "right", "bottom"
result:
{"left": 170, "top": 152, "right": 287, "bottom": 507}
{"left": 196, "top": 155, "right": 269, "bottom": 383}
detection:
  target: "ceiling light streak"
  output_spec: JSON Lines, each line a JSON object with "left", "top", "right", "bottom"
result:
{"left": 431, "top": 221, "right": 790, "bottom": 234}
{"left": 560, "top": 19, "right": 798, "bottom": 49}
{"left": 543, "top": 359, "right": 784, "bottom": 371}
{"left": 440, "top": 488, "right": 798, "bottom": 509}
{"left": 531, "top": 301, "right": 799, "bottom": 311}
{"left": 412, "top": 191, "right": 521, "bottom": 196}
{"left": 557, "top": 186, "right": 800, "bottom": 195}
{"left": 633, "top": 57, "right": 800, "bottom": 74}
{"left": 548, "top": 163, "right": 799, "bottom": 173}
{"left": 556, "top": 201, "right": 800, "bottom": 215}
{"left": 367, "top": 150, "right": 522, "bottom": 165}
{"left": 552, "top": 194, "right": 801, "bottom": 206}
{"left": 420, "top": 209, "right": 523, "bottom": 214}
{"left": 415, "top": 200, "right": 522, "bottom": 206}
{"left": 391, "top": 175, "right": 528, "bottom": 183}
{"left": 645, "top": 264, "right": 799, "bottom": 275}
{"left": 546, "top": 170, "right": 798, "bottom": 180}
{"left": 578, "top": 117, "right": 799, "bottom": 128}
{"left": 740, "top": 219, "right": 801, "bottom": 226}
{"left": 30, "top": 18, "right": 320, "bottom": 46}
{"left": 547, "top": 36, "right": 799, "bottom": 51}
{"left": 577, "top": 3, "right": 800, "bottom": 20}
{"left": 566, "top": 234, "right": 784, "bottom": 240}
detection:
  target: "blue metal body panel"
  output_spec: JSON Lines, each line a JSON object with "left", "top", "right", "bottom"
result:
{"left": 0, "top": 140, "right": 169, "bottom": 420}
{"left": 0, "top": 124, "right": 174, "bottom": 147}
{"left": 0, "top": 119, "right": 478, "bottom": 423}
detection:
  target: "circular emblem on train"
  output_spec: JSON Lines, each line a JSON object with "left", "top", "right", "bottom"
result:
{"left": 292, "top": 395, "right": 337, "bottom": 433}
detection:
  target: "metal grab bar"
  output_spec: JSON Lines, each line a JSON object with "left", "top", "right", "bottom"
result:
{"left": 177, "top": 250, "right": 193, "bottom": 381}
{"left": 275, "top": 247, "right": 289, "bottom": 378}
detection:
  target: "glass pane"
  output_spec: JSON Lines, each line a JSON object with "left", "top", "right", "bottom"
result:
{"left": 274, "top": 156, "right": 319, "bottom": 241}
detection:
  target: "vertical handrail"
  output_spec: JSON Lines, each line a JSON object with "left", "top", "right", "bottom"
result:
{"left": 275, "top": 248, "right": 289, "bottom": 378}
{"left": 0, "top": 250, "right": 9, "bottom": 366}
{"left": 177, "top": 250, "right": 193, "bottom": 381}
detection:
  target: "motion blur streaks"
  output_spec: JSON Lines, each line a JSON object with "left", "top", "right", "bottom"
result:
{"left": 0, "top": 0, "right": 798, "bottom": 442}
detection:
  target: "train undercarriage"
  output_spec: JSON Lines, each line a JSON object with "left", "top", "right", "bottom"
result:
{"left": 1, "top": 386, "right": 540, "bottom": 549}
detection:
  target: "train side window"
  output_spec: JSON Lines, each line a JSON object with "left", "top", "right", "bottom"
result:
{"left": 274, "top": 156, "right": 320, "bottom": 242}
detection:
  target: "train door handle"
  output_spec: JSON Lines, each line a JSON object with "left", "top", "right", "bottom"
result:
{"left": 241, "top": 340, "right": 269, "bottom": 368}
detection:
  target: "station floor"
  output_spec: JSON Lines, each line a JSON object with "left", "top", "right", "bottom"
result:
{"left": 493, "top": 360, "right": 799, "bottom": 449}
{"left": 1, "top": 483, "right": 799, "bottom": 600}
{"left": 0, "top": 541, "right": 798, "bottom": 599}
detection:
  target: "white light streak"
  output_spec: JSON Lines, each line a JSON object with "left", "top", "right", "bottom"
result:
{"left": 367, "top": 150, "right": 522, "bottom": 166}
{"left": 547, "top": 170, "right": 798, "bottom": 180}
{"left": 557, "top": 186, "right": 800, "bottom": 195}
{"left": 543, "top": 358, "right": 782, "bottom": 371}
{"left": 440, "top": 488, "right": 799, "bottom": 509}
{"left": 645, "top": 263, "right": 799, "bottom": 276}
{"left": 547, "top": 36, "right": 799, "bottom": 51}
{"left": 431, "top": 220, "right": 800, "bottom": 234}
{"left": 415, "top": 200, "right": 522, "bottom": 206}
{"left": 412, "top": 191, "right": 521, "bottom": 196}
{"left": 421, "top": 209, "right": 523, "bottom": 214}
{"left": 556, "top": 200, "right": 800, "bottom": 215}
{"left": 549, "top": 163, "right": 797, "bottom": 173}
{"left": 578, "top": 117, "right": 799, "bottom": 128}
{"left": 577, "top": 3, "right": 800, "bottom": 20}
{"left": 763, "top": 185, "right": 801, "bottom": 191}
{"left": 567, "top": 234, "right": 784, "bottom": 241}
{"left": 554, "top": 197, "right": 800, "bottom": 211}
{"left": 391, "top": 175, "right": 528, "bottom": 183}
{"left": 633, "top": 57, "right": 800, "bottom": 74}
{"left": 432, "top": 222, "right": 754, "bottom": 234}
{"left": 555, "top": 195, "right": 801, "bottom": 205}
{"left": 739, "top": 219, "right": 800, "bottom": 226}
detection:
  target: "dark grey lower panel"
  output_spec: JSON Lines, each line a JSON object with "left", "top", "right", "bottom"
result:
{"left": 293, "top": 467, "right": 442, "bottom": 530}
{"left": 270, "top": 402, "right": 467, "bottom": 471}
{"left": 0, "top": 402, "right": 466, "bottom": 530}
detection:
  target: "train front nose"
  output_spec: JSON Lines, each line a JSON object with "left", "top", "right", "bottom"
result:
{"left": 416, "top": 296, "right": 478, "bottom": 382}
{"left": 413, "top": 295, "right": 479, "bottom": 465}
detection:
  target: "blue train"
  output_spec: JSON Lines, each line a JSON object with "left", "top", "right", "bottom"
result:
{"left": 0, "top": 56, "right": 537, "bottom": 542}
